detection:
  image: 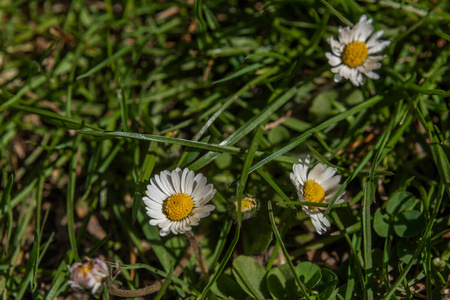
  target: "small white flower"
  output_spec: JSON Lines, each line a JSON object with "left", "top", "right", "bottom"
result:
{"left": 143, "top": 168, "right": 216, "bottom": 236}
{"left": 290, "top": 156, "right": 346, "bottom": 234}
{"left": 67, "top": 258, "right": 109, "bottom": 294}
{"left": 326, "top": 15, "right": 390, "bottom": 86}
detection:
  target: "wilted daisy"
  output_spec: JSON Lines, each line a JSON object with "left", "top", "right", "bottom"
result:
{"left": 143, "top": 168, "right": 216, "bottom": 236}
{"left": 326, "top": 15, "right": 390, "bottom": 86}
{"left": 290, "top": 156, "right": 346, "bottom": 234}
{"left": 67, "top": 257, "right": 109, "bottom": 294}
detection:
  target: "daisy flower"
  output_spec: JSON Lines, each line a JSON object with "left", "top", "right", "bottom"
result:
{"left": 67, "top": 257, "right": 109, "bottom": 294}
{"left": 290, "top": 156, "right": 346, "bottom": 234}
{"left": 143, "top": 168, "right": 216, "bottom": 236}
{"left": 326, "top": 15, "right": 390, "bottom": 86}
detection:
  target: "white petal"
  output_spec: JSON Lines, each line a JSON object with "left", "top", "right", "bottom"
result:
{"left": 364, "top": 71, "right": 380, "bottom": 79}
{"left": 160, "top": 229, "right": 170, "bottom": 236}
{"left": 315, "top": 166, "right": 337, "bottom": 183}
{"left": 194, "top": 183, "right": 214, "bottom": 201}
{"left": 298, "top": 156, "right": 310, "bottom": 183}
{"left": 326, "top": 52, "right": 342, "bottom": 67}
{"left": 193, "top": 209, "right": 212, "bottom": 218}
{"left": 310, "top": 214, "right": 325, "bottom": 234}
{"left": 184, "top": 170, "right": 195, "bottom": 195}
{"left": 355, "top": 20, "right": 374, "bottom": 42}
{"left": 146, "top": 209, "right": 165, "bottom": 219}
{"left": 349, "top": 68, "right": 363, "bottom": 86}
{"left": 290, "top": 172, "right": 300, "bottom": 189}
{"left": 317, "top": 212, "right": 331, "bottom": 228}
{"left": 171, "top": 169, "right": 183, "bottom": 193}
{"left": 321, "top": 175, "right": 341, "bottom": 191}
{"left": 334, "top": 198, "right": 345, "bottom": 204}
{"left": 338, "top": 27, "right": 352, "bottom": 44}
{"left": 143, "top": 198, "right": 162, "bottom": 210}
{"left": 155, "top": 174, "right": 173, "bottom": 196}
{"left": 160, "top": 219, "right": 173, "bottom": 231}
{"left": 327, "top": 36, "right": 344, "bottom": 56}
{"left": 171, "top": 223, "right": 182, "bottom": 235}
{"left": 149, "top": 218, "right": 165, "bottom": 226}
{"left": 193, "top": 204, "right": 215, "bottom": 216}
{"left": 145, "top": 185, "right": 166, "bottom": 203}
{"left": 366, "top": 30, "right": 384, "bottom": 48}
{"left": 365, "top": 55, "right": 385, "bottom": 64}
{"left": 180, "top": 168, "right": 190, "bottom": 194}
{"left": 358, "top": 14, "right": 368, "bottom": 23}
{"left": 308, "top": 164, "right": 327, "bottom": 181}
{"left": 368, "top": 40, "right": 390, "bottom": 54}
{"left": 191, "top": 174, "right": 207, "bottom": 199}
{"left": 334, "top": 73, "right": 343, "bottom": 82}
{"left": 331, "top": 65, "right": 350, "bottom": 79}
{"left": 293, "top": 164, "right": 303, "bottom": 185}
{"left": 197, "top": 190, "right": 216, "bottom": 206}
{"left": 310, "top": 212, "right": 330, "bottom": 234}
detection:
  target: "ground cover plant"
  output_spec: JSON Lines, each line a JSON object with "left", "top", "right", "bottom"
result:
{"left": 1, "top": 0, "right": 450, "bottom": 299}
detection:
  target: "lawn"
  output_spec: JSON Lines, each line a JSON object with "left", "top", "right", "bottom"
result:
{"left": 1, "top": 0, "right": 450, "bottom": 299}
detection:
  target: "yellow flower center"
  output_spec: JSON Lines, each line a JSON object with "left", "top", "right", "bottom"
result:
{"left": 342, "top": 41, "right": 368, "bottom": 68}
{"left": 80, "top": 264, "right": 93, "bottom": 277}
{"left": 303, "top": 180, "right": 325, "bottom": 209}
{"left": 163, "top": 193, "right": 193, "bottom": 221}
{"left": 239, "top": 198, "right": 257, "bottom": 212}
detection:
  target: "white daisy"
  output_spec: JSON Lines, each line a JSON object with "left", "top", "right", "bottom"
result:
{"left": 326, "top": 14, "right": 390, "bottom": 86}
{"left": 290, "top": 156, "right": 346, "bottom": 234}
{"left": 143, "top": 168, "right": 216, "bottom": 237}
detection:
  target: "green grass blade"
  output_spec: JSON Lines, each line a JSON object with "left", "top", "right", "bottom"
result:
{"left": 249, "top": 95, "right": 384, "bottom": 174}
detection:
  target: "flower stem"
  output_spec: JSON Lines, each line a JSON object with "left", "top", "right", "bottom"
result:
{"left": 185, "top": 230, "right": 209, "bottom": 281}
{"left": 108, "top": 281, "right": 162, "bottom": 297}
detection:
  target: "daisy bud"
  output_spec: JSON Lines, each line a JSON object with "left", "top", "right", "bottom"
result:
{"left": 230, "top": 196, "right": 260, "bottom": 221}
{"left": 67, "top": 257, "right": 109, "bottom": 294}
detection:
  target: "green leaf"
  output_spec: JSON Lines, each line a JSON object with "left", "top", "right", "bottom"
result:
{"left": 344, "top": 89, "right": 364, "bottom": 105}
{"left": 211, "top": 273, "right": 246, "bottom": 300}
{"left": 373, "top": 208, "right": 390, "bottom": 238}
{"left": 393, "top": 210, "right": 425, "bottom": 238}
{"left": 215, "top": 153, "right": 232, "bottom": 169}
{"left": 267, "top": 264, "right": 301, "bottom": 300}
{"left": 242, "top": 204, "right": 273, "bottom": 255}
{"left": 232, "top": 256, "right": 269, "bottom": 300}
{"left": 296, "top": 262, "right": 322, "bottom": 290}
{"left": 268, "top": 125, "right": 290, "bottom": 145}
{"left": 138, "top": 211, "right": 175, "bottom": 273}
{"left": 309, "top": 90, "right": 338, "bottom": 120}
{"left": 317, "top": 268, "right": 338, "bottom": 300}
{"left": 397, "top": 238, "right": 418, "bottom": 264}
{"left": 386, "top": 192, "right": 416, "bottom": 215}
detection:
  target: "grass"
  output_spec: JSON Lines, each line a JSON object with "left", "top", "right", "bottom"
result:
{"left": 1, "top": 0, "right": 450, "bottom": 299}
